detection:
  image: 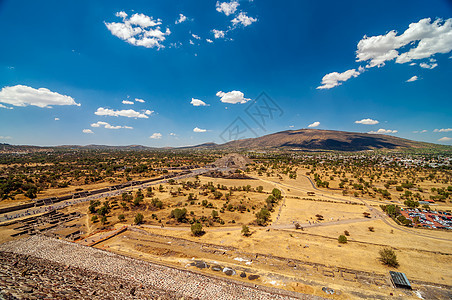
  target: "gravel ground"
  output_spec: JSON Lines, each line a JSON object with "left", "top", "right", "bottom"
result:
{"left": 0, "top": 235, "right": 320, "bottom": 300}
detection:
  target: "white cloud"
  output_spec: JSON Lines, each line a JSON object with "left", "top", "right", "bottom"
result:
{"left": 169, "top": 132, "right": 176, "bottom": 136}
{"left": 434, "top": 128, "right": 452, "bottom": 132}
{"left": 190, "top": 98, "right": 208, "bottom": 106}
{"left": 368, "top": 129, "right": 398, "bottom": 134}
{"left": 0, "top": 103, "right": 13, "bottom": 109}
{"left": 317, "top": 68, "right": 361, "bottom": 89}
{"left": 438, "top": 137, "right": 452, "bottom": 142}
{"left": 419, "top": 62, "right": 438, "bottom": 69}
{"left": 355, "top": 118, "right": 379, "bottom": 125}
{"left": 289, "top": 125, "right": 294, "bottom": 128}
{"left": 420, "top": 129, "right": 428, "bottom": 133}
{"left": 135, "top": 98, "right": 145, "bottom": 103}
{"left": 54, "top": 117, "right": 60, "bottom": 121}
{"left": 216, "top": 90, "right": 250, "bottom": 104}
{"left": 94, "top": 107, "right": 150, "bottom": 118}
{"left": 144, "top": 109, "right": 154, "bottom": 115}
{"left": 192, "top": 33, "right": 201, "bottom": 40}
{"left": 406, "top": 75, "right": 418, "bottom": 82}
{"left": 193, "top": 127, "right": 207, "bottom": 133}
{"left": 231, "top": 12, "right": 257, "bottom": 27}
{"left": 175, "top": 13, "right": 187, "bottom": 24}
{"left": 83, "top": 129, "right": 94, "bottom": 134}
{"left": 0, "top": 136, "right": 12, "bottom": 140}
{"left": 308, "top": 121, "right": 320, "bottom": 128}
{"left": 356, "top": 18, "right": 452, "bottom": 68}
{"left": 105, "top": 12, "right": 170, "bottom": 49}
{"left": 91, "top": 121, "right": 133, "bottom": 130}
{"left": 122, "top": 100, "right": 134, "bottom": 105}
{"left": 0, "top": 85, "right": 80, "bottom": 108}
{"left": 216, "top": 1, "right": 239, "bottom": 16}
{"left": 189, "top": 39, "right": 195, "bottom": 45}
{"left": 150, "top": 132, "right": 162, "bottom": 139}
{"left": 212, "top": 29, "right": 225, "bottom": 39}
{"left": 206, "top": 39, "right": 213, "bottom": 43}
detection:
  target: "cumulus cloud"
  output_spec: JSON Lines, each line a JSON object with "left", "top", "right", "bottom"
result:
{"left": 406, "top": 75, "right": 418, "bottom": 82}
{"left": 216, "top": 1, "right": 239, "bottom": 16}
{"left": 91, "top": 121, "right": 133, "bottom": 130}
{"left": 54, "top": 117, "right": 60, "bottom": 121}
{"left": 83, "top": 129, "right": 94, "bottom": 134}
{"left": 0, "top": 85, "right": 80, "bottom": 108}
{"left": 150, "top": 133, "right": 162, "bottom": 139}
{"left": 317, "top": 68, "right": 362, "bottom": 89}
{"left": 216, "top": 90, "right": 250, "bottom": 104}
{"left": 419, "top": 62, "right": 438, "bottom": 69}
{"left": 144, "top": 110, "right": 154, "bottom": 115}
{"left": 105, "top": 11, "right": 170, "bottom": 49}
{"left": 94, "top": 107, "right": 150, "bottom": 118}
{"left": 193, "top": 127, "right": 207, "bottom": 133}
{"left": 357, "top": 18, "right": 452, "bottom": 68}
{"left": 368, "top": 129, "right": 398, "bottom": 134}
{"left": 206, "top": 39, "right": 213, "bottom": 43}
{"left": 434, "top": 128, "right": 452, "bottom": 132}
{"left": 190, "top": 98, "right": 208, "bottom": 106}
{"left": 231, "top": 12, "right": 257, "bottom": 27}
{"left": 212, "top": 29, "right": 225, "bottom": 39}
{"left": 122, "top": 100, "right": 134, "bottom": 105}
{"left": 192, "top": 33, "right": 201, "bottom": 40}
{"left": 175, "top": 14, "right": 187, "bottom": 24}
{"left": 438, "top": 137, "right": 452, "bottom": 142}
{"left": 355, "top": 118, "right": 379, "bottom": 125}
{"left": 318, "top": 18, "right": 452, "bottom": 89}
{"left": 135, "top": 98, "right": 145, "bottom": 103}
{"left": 169, "top": 132, "right": 176, "bottom": 136}
{"left": 308, "top": 121, "right": 320, "bottom": 128}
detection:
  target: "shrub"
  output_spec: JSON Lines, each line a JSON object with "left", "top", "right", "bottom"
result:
{"left": 379, "top": 248, "right": 399, "bottom": 267}
{"left": 118, "top": 214, "right": 125, "bottom": 221}
{"left": 191, "top": 222, "right": 204, "bottom": 236}
{"left": 255, "top": 208, "right": 271, "bottom": 226}
{"left": 170, "top": 208, "right": 187, "bottom": 222}
{"left": 241, "top": 225, "right": 251, "bottom": 236}
{"left": 100, "top": 215, "right": 107, "bottom": 225}
{"left": 368, "top": 226, "right": 375, "bottom": 232}
{"left": 134, "top": 213, "right": 144, "bottom": 225}
{"left": 338, "top": 235, "right": 347, "bottom": 243}
{"left": 91, "top": 215, "right": 98, "bottom": 223}
{"left": 344, "top": 230, "right": 350, "bottom": 236}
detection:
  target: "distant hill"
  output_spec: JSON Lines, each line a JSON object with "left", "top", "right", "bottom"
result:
{"left": 1, "top": 129, "right": 450, "bottom": 153}
{"left": 201, "top": 129, "right": 450, "bottom": 152}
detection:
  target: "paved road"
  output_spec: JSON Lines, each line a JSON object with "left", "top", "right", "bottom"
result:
{"left": 0, "top": 168, "right": 214, "bottom": 223}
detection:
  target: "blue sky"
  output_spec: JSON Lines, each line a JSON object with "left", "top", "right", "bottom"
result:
{"left": 0, "top": 0, "right": 451, "bottom": 147}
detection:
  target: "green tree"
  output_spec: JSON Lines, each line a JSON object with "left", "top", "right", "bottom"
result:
{"left": 134, "top": 213, "right": 144, "bottom": 225}
{"left": 191, "top": 222, "right": 204, "bottom": 236}
{"left": 272, "top": 188, "right": 282, "bottom": 200}
{"left": 255, "top": 208, "right": 270, "bottom": 226}
{"left": 170, "top": 208, "right": 187, "bottom": 222}
{"left": 338, "top": 235, "right": 347, "bottom": 243}
{"left": 241, "top": 225, "right": 251, "bottom": 236}
{"left": 379, "top": 248, "right": 399, "bottom": 267}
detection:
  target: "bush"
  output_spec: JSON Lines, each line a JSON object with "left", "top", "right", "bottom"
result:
{"left": 368, "top": 226, "right": 375, "bottom": 232}
{"left": 91, "top": 215, "right": 98, "bottom": 223}
{"left": 170, "top": 208, "right": 187, "bottom": 222}
{"left": 344, "top": 230, "right": 350, "bottom": 236}
{"left": 338, "top": 235, "right": 347, "bottom": 243}
{"left": 134, "top": 213, "right": 144, "bottom": 225}
{"left": 255, "top": 208, "right": 270, "bottom": 226}
{"left": 118, "top": 214, "right": 125, "bottom": 222}
{"left": 379, "top": 248, "right": 399, "bottom": 267}
{"left": 241, "top": 225, "right": 251, "bottom": 236}
{"left": 191, "top": 222, "right": 204, "bottom": 236}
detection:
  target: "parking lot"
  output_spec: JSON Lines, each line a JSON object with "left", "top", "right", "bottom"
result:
{"left": 401, "top": 208, "right": 452, "bottom": 230}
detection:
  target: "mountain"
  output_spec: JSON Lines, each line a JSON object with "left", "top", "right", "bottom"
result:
{"left": 202, "top": 129, "right": 449, "bottom": 152}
